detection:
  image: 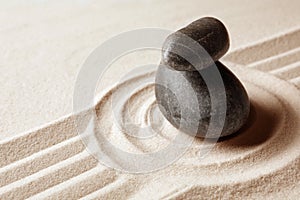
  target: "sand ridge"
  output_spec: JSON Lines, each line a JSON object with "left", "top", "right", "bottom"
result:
{"left": 225, "top": 27, "right": 300, "bottom": 88}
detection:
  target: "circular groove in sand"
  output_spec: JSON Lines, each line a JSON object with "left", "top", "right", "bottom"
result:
{"left": 93, "top": 64, "right": 300, "bottom": 186}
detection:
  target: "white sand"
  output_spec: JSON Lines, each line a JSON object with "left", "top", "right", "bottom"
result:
{"left": 1, "top": 0, "right": 300, "bottom": 199}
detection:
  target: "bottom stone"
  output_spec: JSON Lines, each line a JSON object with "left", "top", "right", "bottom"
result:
{"left": 155, "top": 61, "right": 250, "bottom": 138}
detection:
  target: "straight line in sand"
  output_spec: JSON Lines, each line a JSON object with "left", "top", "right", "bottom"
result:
{"left": 0, "top": 136, "right": 85, "bottom": 187}
{"left": 225, "top": 27, "right": 300, "bottom": 65}
{"left": 0, "top": 151, "right": 97, "bottom": 199}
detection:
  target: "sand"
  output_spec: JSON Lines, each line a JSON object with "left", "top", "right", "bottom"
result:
{"left": 1, "top": 0, "right": 300, "bottom": 199}
{"left": 1, "top": 0, "right": 300, "bottom": 139}
{"left": 1, "top": 61, "right": 300, "bottom": 199}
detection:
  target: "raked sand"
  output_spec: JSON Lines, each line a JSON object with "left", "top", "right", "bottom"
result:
{"left": 1, "top": 0, "right": 300, "bottom": 199}
{"left": 1, "top": 30, "right": 300, "bottom": 199}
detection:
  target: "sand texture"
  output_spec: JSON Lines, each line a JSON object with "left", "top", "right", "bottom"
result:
{"left": 1, "top": 0, "right": 300, "bottom": 199}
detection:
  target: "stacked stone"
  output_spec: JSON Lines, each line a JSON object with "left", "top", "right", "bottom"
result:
{"left": 155, "top": 17, "right": 250, "bottom": 138}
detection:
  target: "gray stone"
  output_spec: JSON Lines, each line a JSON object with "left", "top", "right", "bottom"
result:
{"left": 161, "top": 17, "right": 230, "bottom": 71}
{"left": 155, "top": 61, "right": 250, "bottom": 138}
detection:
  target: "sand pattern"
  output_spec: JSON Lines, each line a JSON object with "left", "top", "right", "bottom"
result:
{"left": 225, "top": 27, "right": 300, "bottom": 88}
{"left": 1, "top": 31, "right": 300, "bottom": 199}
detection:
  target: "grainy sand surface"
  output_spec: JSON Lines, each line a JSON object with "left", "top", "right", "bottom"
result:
{"left": 1, "top": 0, "right": 300, "bottom": 199}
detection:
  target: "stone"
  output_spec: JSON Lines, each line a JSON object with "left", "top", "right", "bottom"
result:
{"left": 155, "top": 61, "right": 250, "bottom": 138}
{"left": 161, "top": 17, "right": 230, "bottom": 71}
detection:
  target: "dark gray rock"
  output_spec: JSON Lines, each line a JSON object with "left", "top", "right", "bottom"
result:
{"left": 155, "top": 61, "right": 250, "bottom": 138}
{"left": 161, "top": 17, "right": 230, "bottom": 71}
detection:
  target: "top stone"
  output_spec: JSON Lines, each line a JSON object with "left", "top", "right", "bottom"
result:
{"left": 161, "top": 17, "right": 230, "bottom": 71}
